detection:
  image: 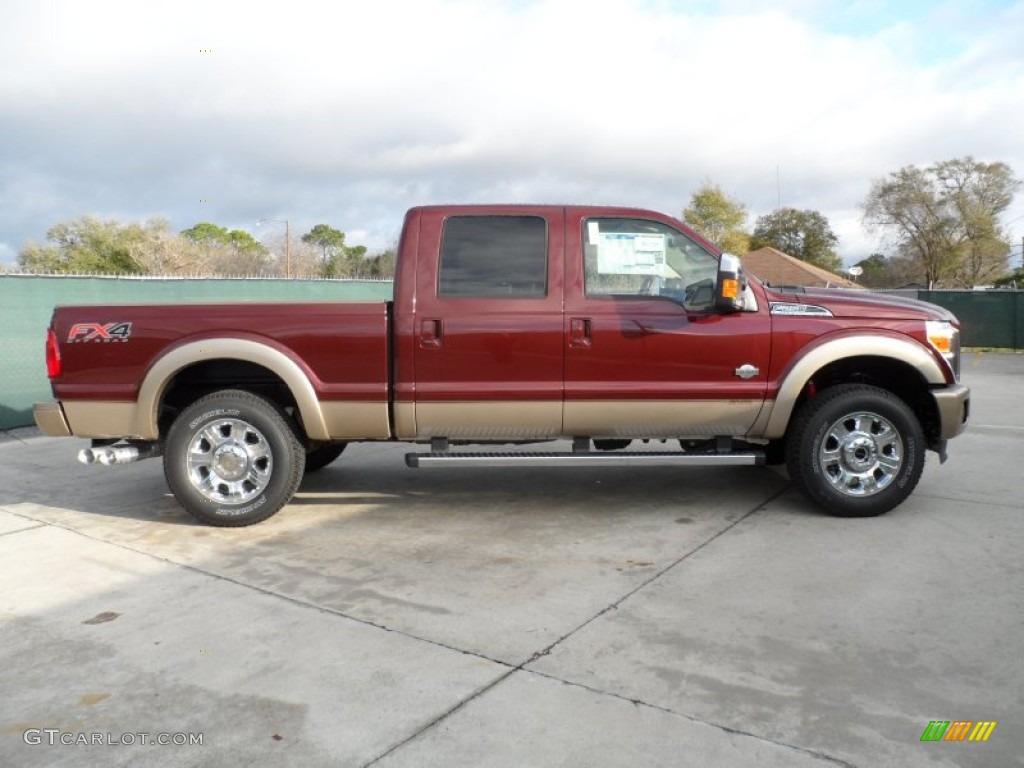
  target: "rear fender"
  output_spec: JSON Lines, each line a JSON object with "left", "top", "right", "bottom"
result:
{"left": 135, "top": 338, "right": 328, "bottom": 440}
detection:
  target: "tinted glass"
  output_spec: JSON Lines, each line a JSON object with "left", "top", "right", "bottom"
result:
{"left": 439, "top": 216, "right": 548, "bottom": 298}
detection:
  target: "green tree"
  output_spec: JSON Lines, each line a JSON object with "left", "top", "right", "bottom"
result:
{"left": 750, "top": 208, "right": 841, "bottom": 272}
{"left": 993, "top": 267, "right": 1024, "bottom": 288}
{"left": 847, "top": 252, "right": 923, "bottom": 288}
{"left": 682, "top": 184, "right": 750, "bottom": 254}
{"left": 18, "top": 216, "right": 145, "bottom": 274}
{"left": 224, "top": 229, "right": 265, "bottom": 257}
{"left": 225, "top": 232, "right": 271, "bottom": 275}
{"left": 366, "top": 248, "right": 396, "bottom": 278}
{"left": 18, "top": 241, "right": 62, "bottom": 272}
{"left": 181, "top": 222, "right": 269, "bottom": 275}
{"left": 302, "top": 224, "right": 348, "bottom": 276}
{"left": 180, "top": 221, "right": 231, "bottom": 244}
{"left": 862, "top": 157, "right": 1018, "bottom": 287}
{"left": 338, "top": 245, "right": 368, "bottom": 277}
{"left": 852, "top": 253, "right": 890, "bottom": 288}
{"left": 300, "top": 224, "right": 376, "bottom": 277}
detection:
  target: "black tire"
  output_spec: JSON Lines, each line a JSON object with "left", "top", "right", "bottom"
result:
{"left": 304, "top": 442, "right": 347, "bottom": 473}
{"left": 763, "top": 439, "right": 786, "bottom": 466}
{"left": 593, "top": 439, "right": 632, "bottom": 451}
{"left": 785, "top": 384, "right": 924, "bottom": 517}
{"left": 163, "top": 389, "right": 305, "bottom": 526}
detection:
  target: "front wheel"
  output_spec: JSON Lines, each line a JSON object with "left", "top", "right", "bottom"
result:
{"left": 304, "top": 442, "right": 347, "bottom": 473}
{"left": 785, "top": 384, "right": 924, "bottom": 517}
{"left": 164, "top": 390, "right": 305, "bottom": 526}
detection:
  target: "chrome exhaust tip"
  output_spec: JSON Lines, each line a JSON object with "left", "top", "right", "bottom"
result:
{"left": 79, "top": 443, "right": 161, "bottom": 467}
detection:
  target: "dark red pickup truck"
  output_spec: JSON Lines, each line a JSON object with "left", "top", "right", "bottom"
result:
{"left": 34, "top": 205, "right": 969, "bottom": 525}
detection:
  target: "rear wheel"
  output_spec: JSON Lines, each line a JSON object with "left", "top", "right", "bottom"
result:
{"left": 785, "top": 384, "right": 924, "bottom": 517}
{"left": 164, "top": 389, "right": 305, "bottom": 526}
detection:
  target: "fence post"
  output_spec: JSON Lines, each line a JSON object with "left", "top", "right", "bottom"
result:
{"left": 1015, "top": 290, "right": 1020, "bottom": 351}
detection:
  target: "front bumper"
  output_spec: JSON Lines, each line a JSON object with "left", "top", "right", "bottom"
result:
{"left": 33, "top": 401, "right": 72, "bottom": 437}
{"left": 932, "top": 384, "right": 970, "bottom": 440}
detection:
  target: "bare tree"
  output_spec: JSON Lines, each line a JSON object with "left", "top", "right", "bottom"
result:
{"left": 863, "top": 157, "right": 1018, "bottom": 287}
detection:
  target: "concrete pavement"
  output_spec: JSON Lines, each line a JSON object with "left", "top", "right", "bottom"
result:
{"left": 1, "top": 351, "right": 1021, "bottom": 767}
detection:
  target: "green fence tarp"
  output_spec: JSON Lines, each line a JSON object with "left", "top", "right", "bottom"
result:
{"left": 918, "top": 290, "right": 1021, "bottom": 350}
{"left": 0, "top": 275, "right": 393, "bottom": 430}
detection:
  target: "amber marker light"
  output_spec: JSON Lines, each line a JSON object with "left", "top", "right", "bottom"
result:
{"left": 926, "top": 320, "right": 953, "bottom": 353}
{"left": 721, "top": 278, "right": 739, "bottom": 299}
{"left": 925, "top": 320, "right": 960, "bottom": 380}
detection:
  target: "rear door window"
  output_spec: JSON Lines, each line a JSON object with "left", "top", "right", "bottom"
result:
{"left": 438, "top": 216, "right": 548, "bottom": 298}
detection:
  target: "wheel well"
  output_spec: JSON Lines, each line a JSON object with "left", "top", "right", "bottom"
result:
{"left": 795, "top": 356, "right": 942, "bottom": 448}
{"left": 158, "top": 359, "right": 299, "bottom": 438}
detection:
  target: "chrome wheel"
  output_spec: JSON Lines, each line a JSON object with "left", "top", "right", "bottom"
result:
{"left": 186, "top": 418, "right": 273, "bottom": 504}
{"left": 787, "top": 384, "right": 924, "bottom": 517}
{"left": 166, "top": 390, "right": 305, "bottom": 526}
{"left": 818, "top": 411, "right": 903, "bottom": 497}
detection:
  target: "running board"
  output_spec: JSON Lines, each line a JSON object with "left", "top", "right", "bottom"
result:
{"left": 405, "top": 451, "right": 765, "bottom": 469}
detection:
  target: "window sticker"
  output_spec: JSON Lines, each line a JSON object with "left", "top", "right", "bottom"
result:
{"left": 596, "top": 232, "right": 666, "bottom": 275}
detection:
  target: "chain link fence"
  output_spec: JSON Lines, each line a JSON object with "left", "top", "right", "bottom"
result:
{"left": 0, "top": 274, "right": 393, "bottom": 430}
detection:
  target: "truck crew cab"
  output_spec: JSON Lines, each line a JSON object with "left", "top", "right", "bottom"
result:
{"left": 34, "top": 205, "right": 970, "bottom": 525}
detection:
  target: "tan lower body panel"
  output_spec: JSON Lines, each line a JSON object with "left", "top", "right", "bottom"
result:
{"left": 58, "top": 398, "right": 765, "bottom": 442}
{"left": 33, "top": 402, "right": 73, "bottom": 437}
{"left": 63, "top": 401, "right": 140, "bottom": 439}
{"left": 413, "top": 401, "right": 562, "bottom": 439}
{"left": 321, "top": 401, "right": 391, "bottom": 440}
{"left": 65, "top": 400, "right": 391, "bottom": 442}
{"left": 748, "top": 400, "right": 780, "bottom": 439}
{"left": 406, "top": 399, "right": 764, "bottom": 441}
{"left": 564, "top": 400, "right": 764, "bottom": 438}
{"left": 394, "top": 401, "right": 416, "bottom": 440}
{"left": 932, "top": 384, "right": 970, "bottom": 440}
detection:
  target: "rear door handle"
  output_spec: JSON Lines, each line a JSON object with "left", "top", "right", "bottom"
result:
{"left": 420, "top": 318, "right": 442, "bottom": 348}
{"left": 569, "top": 317, "right": 592, "bottom": 348}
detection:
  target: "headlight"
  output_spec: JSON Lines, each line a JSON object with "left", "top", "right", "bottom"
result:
{"left": 926, "top": 320, "right": 960, "bottom": 381}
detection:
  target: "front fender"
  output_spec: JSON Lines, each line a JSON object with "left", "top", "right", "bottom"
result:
{"left": 755, "top": 334, "right": 947, "bottom": 439}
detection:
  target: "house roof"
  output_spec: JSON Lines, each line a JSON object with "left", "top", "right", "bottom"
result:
{"left": 741, "top": 247, "right": 863, "bottom": 290}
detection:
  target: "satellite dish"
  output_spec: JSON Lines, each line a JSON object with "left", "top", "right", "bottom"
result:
{"left": 848, "top": 266, "right": 864, "bottom": 276}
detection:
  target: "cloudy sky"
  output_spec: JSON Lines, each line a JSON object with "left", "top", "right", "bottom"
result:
{"left": 2, "top": 0, "right": 1023, "bottom": 269}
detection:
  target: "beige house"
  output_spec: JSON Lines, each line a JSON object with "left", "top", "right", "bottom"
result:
{"left": 742, "top": 247, "right": 863, "bottom": 289}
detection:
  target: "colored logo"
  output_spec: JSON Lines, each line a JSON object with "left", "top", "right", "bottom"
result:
{"left": 920, "top": 721, "right": 997, "bottom": 742}
{"left": 67, "top": 322, "right": 133, "bottom": 343}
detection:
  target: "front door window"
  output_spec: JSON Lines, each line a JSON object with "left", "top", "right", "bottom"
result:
{"left": 583, "top": 218, "right": 719, "bottom": 311}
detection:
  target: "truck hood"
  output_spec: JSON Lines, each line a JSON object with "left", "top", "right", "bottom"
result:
{"left": 764, "top": 286, "right": 958, "bottom": 323}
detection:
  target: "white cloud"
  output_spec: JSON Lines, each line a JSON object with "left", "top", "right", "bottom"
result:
{"left": 1, "top": 0, "right": 1022, "bottom": 261}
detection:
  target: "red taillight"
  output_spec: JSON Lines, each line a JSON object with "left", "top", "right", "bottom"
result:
{"left": 45, "top": 328, "right": 61, "bottom": 378}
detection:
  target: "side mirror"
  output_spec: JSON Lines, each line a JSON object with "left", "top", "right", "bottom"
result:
{"left": 714, "top": 253, "right": 745, "bottom": 313}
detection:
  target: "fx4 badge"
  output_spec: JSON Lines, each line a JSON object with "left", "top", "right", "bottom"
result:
{"left": 67, "top": 322, "right": 133, "bottom": 343}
